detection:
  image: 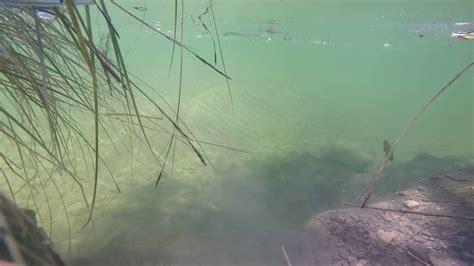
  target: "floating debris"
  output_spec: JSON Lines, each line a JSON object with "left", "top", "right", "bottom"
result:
{"left": 35, "top": 9, "right": 55, "bottom": 20}
{"left": 454, "top": 22, "right": 473, "bottom": 26}
{"left": 451, "top": 31, "right": 474, "bottom": 40}
{"left": 222, "top": 31, "right": 268, "bottom": 41}
{"left": 154, "top": 21, "right": 161, "bottom": 31}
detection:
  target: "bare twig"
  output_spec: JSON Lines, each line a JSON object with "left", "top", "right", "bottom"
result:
{"left": 407, "top": 250, "right": 430, "bottom": 265}
{"left": 361, "top": 62, "right": 474, "bottom": 207}
{"left": 281, "top": 246, "right": 293, "bottom": 266}
{"left": 343, "top": 203, "right": 474, "bottom": 221}
{"left": 444, "top": 174, "right": 469, "bottom": 182}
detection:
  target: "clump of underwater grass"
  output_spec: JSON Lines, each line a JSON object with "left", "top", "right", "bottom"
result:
{"left": 0, "top": 0, "right": 232, "bottom": 256}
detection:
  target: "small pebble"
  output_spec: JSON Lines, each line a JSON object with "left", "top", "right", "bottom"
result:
{"left": 382, "top": 213, "right": 392, "bottom": 221}
{"left": 348, "top": 256, "right": 357, "bottom": 262}
{"left": 377, "top": 230, "right": 396, "bottom": 243}
{"left": 403, "top": 200, "right": 420, "bottom": 208}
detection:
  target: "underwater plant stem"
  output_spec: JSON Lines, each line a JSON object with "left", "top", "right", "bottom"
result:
{"left": 0, "top": 168, "right": 16, "bottom": 205}
{"left": 361, "top": 61, "right": 474, "bottom": 208}
{"left": 64, "top": 0, "right": 101, "bottom": 228}
{"left": 344, "top": 203, "right": 474, "bottom": 221}
{"left": 171, "top": 0, "right": 185, "bottom": 176}
{"left": 209, "top": 0, "right": 234, "bottom": 113}
{"left": 157, "top": 0, "right": 184, "bottom": 187}
{"left": 32, "top": 8, "right": 61, "bottom": 158}
{"left": 168, "top": 0, "right": 178, "bottom": 76}
{"left": 176, "top": 0, "right": 184, "bottom": 121}
{"left": 110, "top": 0, "right": 231, "bottom": 79}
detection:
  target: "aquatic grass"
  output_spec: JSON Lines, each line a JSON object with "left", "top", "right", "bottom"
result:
{"left": 168, "top": 0, "right": 178, "bottom": 76}
{"left": 209, "top": 0, "right": 234, "bottom": 112}
{"left": 110, "top": 0, "right": 231, "bottom": 80}
{"left": 0, "top": 1, "right": 234, "bottom": 255}
{"left": 198, "top": 5, "right": 217, "bottom": 65}
{"left": 158, "top": 0, "right": 185, "bottom": 186}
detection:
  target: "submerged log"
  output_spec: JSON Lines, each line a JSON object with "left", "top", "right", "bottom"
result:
{"left": 295, "top": 169, "right": 474, "bottom": 265}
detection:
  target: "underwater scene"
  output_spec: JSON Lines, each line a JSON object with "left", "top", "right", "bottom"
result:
{"left": 0, "top": 0, "right": 473, "bottom": 265}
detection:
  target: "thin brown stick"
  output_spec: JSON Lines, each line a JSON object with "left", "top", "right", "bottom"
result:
{"left": 361, "top": 62, "right": 474, "bottom": 207}
{"left": 444, "top": 174, "right": 468, "bottom": 182}
{"left": 343, "top": 203, "right": 474, "bottom": 221}
{"left": 281, "top": 246, "right": 293, "bottom": 266}
{"left": 407, "top": 250, "right": 430, "bottom": 265}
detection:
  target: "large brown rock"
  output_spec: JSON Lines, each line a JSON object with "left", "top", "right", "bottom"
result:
{"left": 295, "top": 169, "right": 474, "bottom": 265}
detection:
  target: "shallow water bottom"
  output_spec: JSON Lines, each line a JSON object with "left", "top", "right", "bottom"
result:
{"left": 67, "top": 152, "right": 472, "bottom": 266}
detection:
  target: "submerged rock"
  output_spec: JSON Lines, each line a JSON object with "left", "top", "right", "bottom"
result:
{"left": 295, "top": 169, "right": 474, "bottom": 265}
{"left": 403, "top": 199, "right": 420, "bottom": 209}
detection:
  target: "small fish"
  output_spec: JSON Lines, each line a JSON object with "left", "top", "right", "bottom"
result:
{"left": 133, "top": 6, "right": 148, "bottom": 11}
{"left": 383, "top": 140, "right": 394, "bottom": 161}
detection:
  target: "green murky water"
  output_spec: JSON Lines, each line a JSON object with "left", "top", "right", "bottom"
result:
{"left": 71, "top": 1, "right": 472, "bottom": 264}
{"left": 2, "top": 1, "right": 474, "bottom": 265}
{"left": 116, "top": 0, "right": 473, "bottom": 158}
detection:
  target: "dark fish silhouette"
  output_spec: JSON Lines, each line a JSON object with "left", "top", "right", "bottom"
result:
{"left": 133, "top": 6, "right": 148, "bottom": 11}
{"left": 383, "top": 140, "right": 394, "bottom": 161}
